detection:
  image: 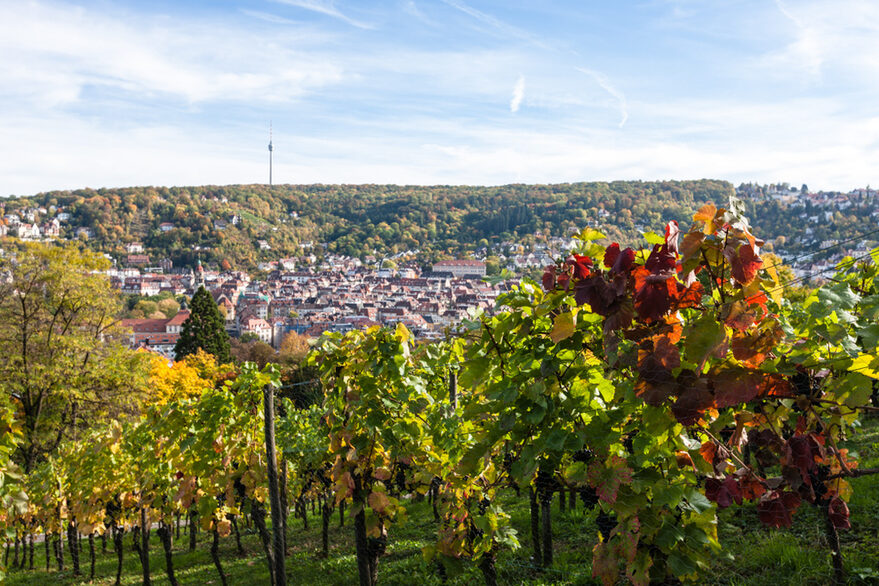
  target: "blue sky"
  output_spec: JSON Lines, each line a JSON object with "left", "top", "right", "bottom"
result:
{"left": 2, "top": 0, "right": 878, "bottom": 195}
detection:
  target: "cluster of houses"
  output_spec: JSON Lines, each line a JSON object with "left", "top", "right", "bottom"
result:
{"left": 473, "top": 235, "right": 577, "bottom": 271}
{"left": 736, "top": 184, "right": 879, "bottom": 282}
{"left": 0, "top": 206, "right": 65, "bottom": 240}
{"left": 117, "top": 256, "right": 505, "bottom": 358}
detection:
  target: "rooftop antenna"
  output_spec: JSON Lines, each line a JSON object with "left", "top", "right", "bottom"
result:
{"left": 268, "top": 121, "right": 274, "bottom": 186}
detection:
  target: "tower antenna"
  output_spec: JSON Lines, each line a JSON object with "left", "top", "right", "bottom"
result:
{"left": 268, "top": 121, "right": 274, "bottom": 186}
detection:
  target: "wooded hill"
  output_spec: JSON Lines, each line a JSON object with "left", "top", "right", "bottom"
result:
{"left": 8, "top": 179, "right": 866, "bottom": 271}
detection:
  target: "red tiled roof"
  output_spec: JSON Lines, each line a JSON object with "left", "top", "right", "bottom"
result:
{"left": 121, "top": 318, "right": 167, "bottom": 333}
{"left": 165, "top": 310, "right": 191, "bottom": 327}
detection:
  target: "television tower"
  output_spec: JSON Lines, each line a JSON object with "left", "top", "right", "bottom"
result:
{"left": 268, "top": 122, "right": 274, "bottom": 186}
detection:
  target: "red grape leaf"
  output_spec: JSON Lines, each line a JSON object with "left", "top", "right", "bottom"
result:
{"left": 633, "top": 267, "right": 676, "bottom": 322}
{"left": 828, "top": 496, "right": 851, "bottom": 530}
{"left": 542, "top": 266, "right": 556, "bottom": 291}
{"left": 705, "top": 476, "right": 742, "bottom": 508}
{"left": 757, "top": 491, "right": 801, "bottom": 528}
{"left": 671, "top": 381, "right": 713, "bottom": 426}
{"left": 653, "top": 335, "right": 681, "bottom": 371}
{"left": 674, "top": 280, "right": 704, "bottom": 310}
{"left": 604, "top": 243, "right": 621, "bottom": 268}
{"left": 711, "top": 368, "right": 761, "bottom": 408}
{"left": 728, "top": 243, "right": 762, "bottom": 285}
{"left": 785, "top": 434, "right": 824, "bottom": 485}
{"left": 575, "top": 274, "right": 617, "bottom": 316}
{"left": 635, "top": 379, "right": 677, "bottom": 407}
{"left": 570, "top": 254, "right": 593, "bottom": 280}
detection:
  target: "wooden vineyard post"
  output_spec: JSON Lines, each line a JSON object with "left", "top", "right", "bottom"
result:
{"left": 263, "top": 384, "right": 287, "bottom": 586}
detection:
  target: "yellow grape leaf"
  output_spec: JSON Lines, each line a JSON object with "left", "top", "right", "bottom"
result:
{"left": 694, "top": 204, "right": 718, "bottom": 234}
{"left": 851, "top": 353, "right": 879, "bottom": 379}
{"left": 579, "top": 227, "right": 606, "bottom": 241}
{"left": 550, "top": 311, "right": 577, "bottom": 343}
{"left": 838, "top": 478, "right": 853, "bottom": 501}
{"left": 394, "top": 322, "right": 411, "bottom": 343}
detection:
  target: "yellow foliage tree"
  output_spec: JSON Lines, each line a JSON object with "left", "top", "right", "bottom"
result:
{"left": 146, "top": 349, "right": 229, "bottom": 405}
{"left": 279, "top": 331, "right": 313, "bottom": 365}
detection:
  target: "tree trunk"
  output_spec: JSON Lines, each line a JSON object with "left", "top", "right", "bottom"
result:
{"left": 67, "top": 518, "right": 81, "bottom": 576}
{"left": 18, "top": 532, "right": 27, "bottom": 570}
{"left": 232, "top": 515, "right": 245, "bottom": 555}
{"left": 321, "top": 499, "right": 331, "bottom": 558}
{"left": 339, "top": 500, "right": 345, "bottom": 527}
{"left": 16, "top": 533, "right": 25, "bottom": 570}
{"left": 54, "top": 534, "right": 64, "bottom": 571}
{"left": 251, "top": 498, "right": 275, "bottom": 585}
{"left": 540, "top": 492, "right": 553, "bottom": 567}
{"left": 133, "top": 507, "right": 151, "bottom": 586}
{"left": 478, "top": 546, "right": 498, "bottom": 586}
{"left": 825, "top": 502, "right": 845, "bottom": 585}
{"left": 353, "top": 501, "right": 372, "bottom": 586}
{"left": 13, "top": 531, "right": 19, "bottom": 568}
{"left": 158, "top": 522, "right": 179, "bottom": 586}
{"left": 529, "top": 486, "right": 541, "bottom": 563}
{"left": 210, "top": 529, "right": 228, "bottom": 586}
{"left": 175, "top": 512, "right": 181, "bottom": 541}
{"left": 558, "top": 487, "right": 566, "bottom": 513}
{"left": 4, "top": 539, "right": 9, "bottom": 569}
{"left": 188, "top": 510, "right": 198, "bottom": 552}
{"left": 101, "top": 531, "right": 107, "bottom": 554}
{"left": 28, "top": 532, "right": 34, "bottom": 570}
{"left": 88, "top": 533, "right": 96, "bottom": 580}
{"left": 114, "top": 527, "right": 124, "bottom": 586}
{"left": 44, "top": 532, "right": 50, "bottom": 571}
{"left": 367, "top": 529, "right": 386, "bottom": 586}
{"left": 299, "top": 499, "right": 309, "bottom": 530}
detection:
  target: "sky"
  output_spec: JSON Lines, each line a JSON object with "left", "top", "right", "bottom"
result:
{"left": 2, "top": 0, "right": 879, "bottom": 195}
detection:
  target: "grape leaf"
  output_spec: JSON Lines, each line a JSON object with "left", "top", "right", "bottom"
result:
{"left": 728, "top": 243, "right": 762, "bottom": 285}
{"left": 712, "top": 368, "right": 761, "bottom": 408}
{"left": 757, "top": 491, "right": 801, "bottom": 528}
{"left": 828, "top": 496, "right": 851, "bottom": 530}
{"left": 549, "top": 311, "right": 576, "bottom": 343}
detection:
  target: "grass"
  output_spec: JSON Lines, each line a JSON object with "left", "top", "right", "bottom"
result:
{"left": 6, "top": 418, "right": 879, "bottom": 585}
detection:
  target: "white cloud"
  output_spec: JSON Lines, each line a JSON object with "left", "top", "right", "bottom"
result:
{"left": 576, "top": 68, "right": 628, "bottom": 128}
{"left": 402, "top": 1, "right": 436, "bottom": 26}
{"left": 240, "top": 9, "right": 303, "bottom": 26}
{"left": 270, "top": 0, "right": 373, "bottom": 29}
{"left": 3, "top": 0, "right": 879, "bottom": 196}
{"left": 0, "top": 2, "right": 344, "bottom": 107}
{"left": 440, "top": 0, "right": 547, "bottom": 48}
{"left": 764, "top": 0, "right": 879, "bottom": 82}
{"left": 510, "top": 75, "right": 525, "bottom": 113}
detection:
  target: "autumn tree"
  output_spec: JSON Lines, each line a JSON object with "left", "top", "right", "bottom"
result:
{"left": 279, "top": 331, "right": 312, "bottom": 365}
{"left": 230, "top": 337, "right": 276, "bottom": 368}
{"left": 0, "top": 242, "right": 151, "bottom": 472}
{"left": 174, "top": 287, "right": 231, "bottom": 363}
